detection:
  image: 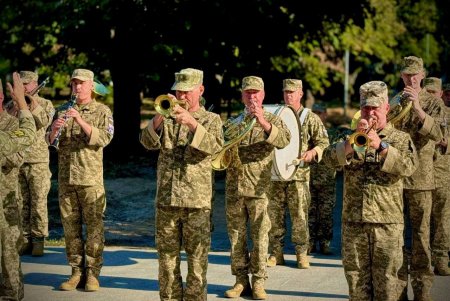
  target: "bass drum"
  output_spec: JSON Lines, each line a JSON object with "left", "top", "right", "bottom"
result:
{"left": 264, "top": 104, "right": 302, "bottom": 181}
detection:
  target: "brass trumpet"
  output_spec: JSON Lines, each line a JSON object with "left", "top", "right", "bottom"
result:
{"left": 348, "top": 121, "right": 376, "bottom": 153}
{"left": 154, "top": 94, "right": 187, "bottom": 118}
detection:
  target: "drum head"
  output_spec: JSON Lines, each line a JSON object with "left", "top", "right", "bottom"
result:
{"left": 264, "top": 105, "right": 301, "bottom": 181}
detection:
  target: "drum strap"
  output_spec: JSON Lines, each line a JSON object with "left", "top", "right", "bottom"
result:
{"left": 299, "top": 108, "right": 310, "bottom": 126}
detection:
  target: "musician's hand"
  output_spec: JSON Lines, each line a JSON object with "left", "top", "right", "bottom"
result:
{"left": 6, "top": 72, "right": 27, "bottom": 110}
{"left": 366, "top": 130, "right": 382, "bottom": 150}
{"left": 65, "top": 108, "right": 82, "bottom": 124}
{"left": 356, "top": 119, "right": 369, "bottom": 133}
{"left": 248, "top": 100, "right": 271, "bottom": 133}
{"left": 152, "top": 113, "right": 164, "bottom": 130}
{"left": 173, "top": 105, "right": 198, "bottom": 132}
{"left": 301, "top": 149, "right": 317, "bottom": 163}
{"left": 51, "top": 117, "right": 66, "bottom": 133}
{"left": 403, "top": 86, "right": 420, "bottom": 109}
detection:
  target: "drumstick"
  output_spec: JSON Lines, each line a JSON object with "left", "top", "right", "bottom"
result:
{"left": 291, "top": 154, "right": 307, "bottom": 166}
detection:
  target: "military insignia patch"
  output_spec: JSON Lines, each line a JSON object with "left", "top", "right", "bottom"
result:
{"left": 107, "top": 124, "right": 114, "bottom": 135}
{"left": 11, "top": 130, "right": 25, "bottom": 137}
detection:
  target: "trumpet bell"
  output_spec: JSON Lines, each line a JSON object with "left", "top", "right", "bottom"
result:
{"left": 154, "top": 94, "right": 186, "bottom": 118}
{"left": 348, "top": 131, "right": 370, "bottom": 153}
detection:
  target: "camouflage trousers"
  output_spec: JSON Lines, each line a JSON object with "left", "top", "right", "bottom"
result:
{"left": 399, "top": 189, "right": 434, "bottom": 301}
{"left": 431, "top": 186, "right": 450, "bottom": 262}
{"left": 226, "top": 195, "right": 271, "bottom": 282}
{"left": 0, "top": 196, "right": 24, "bottom": 300}
{"left": 59, "top": 184, "right": 105, "bottom": 276}
{"left": 19, "top": 162, "right": 51, "bottom": 242}
{"left": 268, "top": 180, "right": 310, "bottom": 254}
{"left": 308, "top": 180, "right": 336, "bottom": 244}
{"left": 156, "top": 206, "right": 211, "bottom": 301}
{"left": 342, "top": 222, "right": 405, "bottom": 301}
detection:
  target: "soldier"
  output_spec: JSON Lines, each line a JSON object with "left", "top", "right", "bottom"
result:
{"left": 394, "top": 56, "right": 446, "bottom": 301}
{"left": 224, "top": 76, "right": 290, "bottom": 299}
{"left": 423, "top": 77, "right": 450, "bottom": 276}
{"left": 47, "top": 69, "right": 114, "bottom": 292}
{"left": 140, "top": 68, "right": 223, "bottom": 301}
{"left": 323, "top": 80, "right": 418, "bottom": 300}
{"left": 308, "top": 103, "right": 341, "bottom": 255}
{"left": 1, "top": 78, "right": 26, "bottom": 300}
{"left": 267, "top": 79, "right": 329, "bottom": 269}
{"left": 0, "top": 72, "right": 36, "bottom": 301}
{"left": 11, "top": 71, "right": 54, "bottom": 256}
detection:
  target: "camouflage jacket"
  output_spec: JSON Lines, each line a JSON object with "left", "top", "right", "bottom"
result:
{"left": 290, "top": 108, "right": 330, "bottom": 182}
{"left": 0, "top": 110, "right": 36, "bottom": 228}
{"left": 310, "top": 126, "right": 347, "bottom": 187}
{"left": 323, "top": 123, "right": 418, "bottom": 223}
{"left": 433, "top": 106, "right": 450, "bottom": 188}
{"left": 140, "top": 107, "right": 223, "bottom": 209}
{"left": 50, "top": 99, "right": 114, "bottom": 186}
{"left": 23, "top": 96, "right": 54, "bottom": 163}
{"left": 226, "top": 110, "right": 291, "bottom": 198}
{"left": 394, "top": 89, "right": 446, "bottom": 190}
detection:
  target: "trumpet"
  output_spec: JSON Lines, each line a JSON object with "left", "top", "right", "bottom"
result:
{"left": 154, "top": 94, "right": 188, "bottom": 118}
{"left": 49, "top": 93, "right": 77, "bottom": 150}
{"left": 348, "top": 121, "right": 376, "bottom": 153}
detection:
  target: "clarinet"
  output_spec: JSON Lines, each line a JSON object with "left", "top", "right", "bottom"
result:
{"left": 49, "top": 93, "right": 77, "bottom": 150}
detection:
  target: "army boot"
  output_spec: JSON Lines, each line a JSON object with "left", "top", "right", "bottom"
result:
{"left": 308, "top": 240, "right": 317, "bottom": 255}
{"left": 19, "top": 237, "right": 32, "bottom": 256}
{"left": 60, "top": 269, "right": 84, "bottom": 291}
{"left": 251, "top": 278, "right": 267, "bottom": 300}
{"left": 266, "top": 252, "right": 285, "bottom": 267}
{"left": 434, "top": 258, "right": 450, "bottom": 276}
{"left": 296, "top": 250, "right": 310, "bottom": 269}
{"left": 85, "top": 269, "right": 100, "bottom": 292}
{"left": 224, "top": 276, "right": 251, "bottom": 298}
{"left": 31, "top": 238, "right": 45, "bottom": 257}
{"left": 320, "top": 241, "right": 333, "bottom": 255}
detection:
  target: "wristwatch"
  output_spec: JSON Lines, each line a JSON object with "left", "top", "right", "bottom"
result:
{"left": 377, "top": 141, "right": 389, "bottom": 153}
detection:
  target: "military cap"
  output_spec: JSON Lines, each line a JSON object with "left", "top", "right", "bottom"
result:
{"left": 19, "top": 71, "right": 39, "bottom": 84}
{"left": 283, "top": 79, "right": 302, "bottom": 91}
{"left": 312, "top": 103, "right": 326, "bottom": 113}
{"left": 242, "top": 76, "right": 264, "bottom": 91}
{"left": 359, "top": 81, "right": 388, "bottom": 107}
{"left": 400, "top": 56, "right": 424, "bottom": 74}
{"left": 423, "top": 77, "right": 442, "bottom": 92}
{"left": 171, "top": 68, "right": 203, "bottom": 91}
{"left": 71, "top": 69, "right": 94, "bottom": 81}
{"left": 443, "top": 83, "right": 450, "bottom": 92}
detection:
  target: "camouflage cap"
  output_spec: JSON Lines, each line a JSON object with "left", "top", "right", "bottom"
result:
{"left": 71, "top": 69, "right": 94, "bottom": 81}
{"left": 19, "top": 71, "right": 39, "bottom": 84}
{"left": 242, "top": 76, "right": 264, "bottom": 91}
{"left": 283, "top": 79, "right": 302, "bottom": 91}
{"left": 423, "top": 77, "right": 442, "bottom": 92}
{"left": 359, "top": 81, "right": 388, "bottom": 107}
{"left": 312, "top": 103, "right": 326, "bottom": 113}
{"left": 400, "top": 56, "right": 424, "bottom": 74}
{"left": 171, "top": 68, "right": 203, "bottom": 91}
{"left": 443, "top": 83, "right": 450, "bottom": 92}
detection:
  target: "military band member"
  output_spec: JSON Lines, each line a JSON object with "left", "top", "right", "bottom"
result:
{"left": 0, "top": 72, "right": 37, "bottom": 301}
{"left": 323, "top": 80, "right": 418, "bottom": 300}
{"left": 394, "top": 57, "right": 446, "bottom": 301}
{"left": 140, "top": 68, "right": 223, "bottom": 301}
{"left": 267, "top": 79, "right": 329, "bottom": 269}
{"left": 423, "top": 77, "right": 450, "bottom": 276}
{"left": 47, "top": 69, "right": 114, "bottom": 292}
{"left": 224, "top": 76, "right": 291, "bottom": 300}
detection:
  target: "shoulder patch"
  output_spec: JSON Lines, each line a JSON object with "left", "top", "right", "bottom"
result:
{"left": 10, "top": 130, "right": 25, "bottom": 137}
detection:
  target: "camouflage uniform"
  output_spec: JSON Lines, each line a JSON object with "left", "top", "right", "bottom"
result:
{"left": 140, "top": 68, "right": 223, "bottom": 301}
{"left": 0, "top": 111, "right": 25, "bottom": 300}
{"left": 226, "top": 105, "right": 290, "bottom": 287}
{"left": 323, "top": 81, "right": 418, "bottom": 301}
{"left": 18, "top": 93, "right": 54, "bottom": 249}
{"left": 49, "top": 88, "right": 113, "bottom": 281}
{"left": 394, "top": 86, "right": 446, "bottom": 300}
{"left": 0, "top": 109, "right": 36, "bottom": 301}
{"left": 269, "top": 107, "right": 329, "bottom": 257}
{"left": 308, "top": 126, "right": 346, "bottom": 252}
{"left": 431, "top": 106, "right": 450, "bottom": 272}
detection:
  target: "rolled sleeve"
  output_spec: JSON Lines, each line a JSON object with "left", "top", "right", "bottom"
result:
{"left": 418, "top": 114, "right": 434, "bottom": 135}
{"left": 266, "top": 123, "right": 279, "bottom": 144}
{"left": 88, "top": 126, "right": 100, "bottom": 145}
{"left": 31, "top": 104, "right": 44, "bottom": 116}
{"left": 190, "top": 124, "right": 206, "bottom": 149}
{"left": 380, "top": 146, "right": 398, "bottom": 173}
{"left": 336, "top": 141, "right": 350, "bottom": 166}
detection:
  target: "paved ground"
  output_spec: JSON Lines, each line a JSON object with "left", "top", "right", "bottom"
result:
{"left": 21, "top": 172, "right": 450, "bottom": 300}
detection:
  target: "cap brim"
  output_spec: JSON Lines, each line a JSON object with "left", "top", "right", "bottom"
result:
{"left": 242, "top": 85, "right": 263, "bottom": 91}
{"left": 400, "top": 68, "right": 421, "bottom": 75}
{"left": 71, "top": 76, "right": 92, "bottom": 81}
{"left": 171, "top": 82, "right": 197, "bottom": 91}
{"left": 361, "top": 97, "right": 384, "bottom": 107}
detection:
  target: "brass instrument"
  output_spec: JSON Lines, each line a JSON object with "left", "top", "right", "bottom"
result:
{"left": 348, "top": 121, "right": 376, "bottom": 153}
{"left": 5, "top": 76, "right": 50, "bottom": 111}
{"left": 211, "top": 111, "right": 256, "bottom": 170}
{"left": 49, "top": 93, "right": 77, "bottom": 150}
{"left": 154, "top": 94, "right": 187, "bottom": 118}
